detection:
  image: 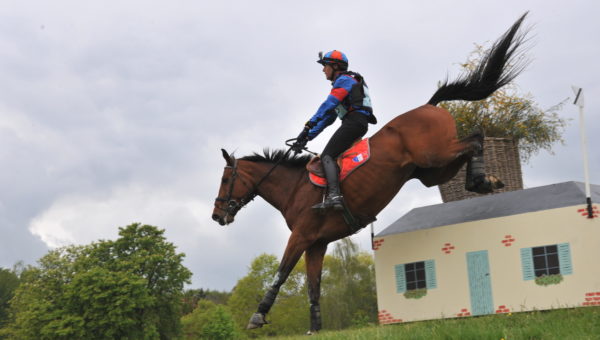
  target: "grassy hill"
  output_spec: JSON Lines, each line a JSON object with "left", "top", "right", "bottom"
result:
{"left": 268, "top": 306, "right": 600, "bottom": 340}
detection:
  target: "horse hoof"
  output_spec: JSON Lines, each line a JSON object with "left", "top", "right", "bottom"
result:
{"left": 247, "top": 313, "right": 268, "bottom": 329}
{"left": 487, "top": 175, "right": 505, "bottom": 190}
{"left": 466, "top": 174, "right": 506, "bottom": 194}
{"left": 306, "top": 330, "right": 316, "bottom": 335}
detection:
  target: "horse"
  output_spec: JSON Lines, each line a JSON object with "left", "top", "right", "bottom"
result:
{"left": 212, "top": 13, "right": 529, "bottom": 333}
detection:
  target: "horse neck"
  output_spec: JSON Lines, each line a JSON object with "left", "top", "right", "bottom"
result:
{"left": 240, "top": 161, "right": 303, "bottom": 212}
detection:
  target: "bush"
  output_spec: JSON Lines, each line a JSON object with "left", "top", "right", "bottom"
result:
{"left": 440, "top": 45, "right": 567, "bottom": 162}
{"left": 181, "top": 300, "right": 238, "bottom": 340}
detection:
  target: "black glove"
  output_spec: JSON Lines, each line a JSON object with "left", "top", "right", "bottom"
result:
{"left": 291, "top": 125, "right": 311, "bottom": 154}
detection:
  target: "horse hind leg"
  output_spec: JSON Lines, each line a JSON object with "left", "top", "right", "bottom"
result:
{"left": 305, "top": 242, "right": 328, "bottom": 334}
{"left": 411, "top": 131, "right": 482, "bottom": 187}
{"left": 464, "top": 133, "right": 505, "bottom": 194}
{"left": 411, "top": 131, "right": 503, "bottom": 193}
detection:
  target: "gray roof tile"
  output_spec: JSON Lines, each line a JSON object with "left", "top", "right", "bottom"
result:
{"left": 377, "top": 181, "right": 600, "bottom": 237}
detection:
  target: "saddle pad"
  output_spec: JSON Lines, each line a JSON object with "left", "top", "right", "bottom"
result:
{"left": 309, "top": 138, "right": 371, "bottom": 187}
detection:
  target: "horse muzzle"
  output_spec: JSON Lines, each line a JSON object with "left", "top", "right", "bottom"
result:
{"left": 212, "top": 208, "right": 234, "bottom": 226}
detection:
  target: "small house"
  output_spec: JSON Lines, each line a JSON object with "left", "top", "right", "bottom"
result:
{"left": 373, "top": 181, "right": 600, "bottom": 324}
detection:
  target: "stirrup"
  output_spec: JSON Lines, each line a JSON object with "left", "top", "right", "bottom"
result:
{"left": 312, "top": 195, "right": 344, "bottom": 211}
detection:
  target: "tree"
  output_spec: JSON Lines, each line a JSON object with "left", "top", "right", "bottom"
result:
{"left": 0, "top": 267, "right": 20, "bottom": 333}
{"left": 181, "top": 300, "right": 238, "bottom": 340}
{"left": 226, "top": 240, "right": 377, "bottom": 336}
{"left": 182, "top": 288, "right": 231, "bottom": 315}
{"left": 440, "top": 45, "right": 567, "bottom": 162}
{"left": 320, "top": 238, "right": 377, "bottom": 329}
{"left": 4, "top": 223, "right": 191, "bottom": 340}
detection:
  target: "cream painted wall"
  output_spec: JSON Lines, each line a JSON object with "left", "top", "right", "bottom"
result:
{"left": 374, "top": 204, "right": 600, "bottom": 324}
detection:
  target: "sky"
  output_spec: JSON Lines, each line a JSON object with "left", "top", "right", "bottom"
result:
{"left": 1, "top": 1, "right": 598, "bottom": 291}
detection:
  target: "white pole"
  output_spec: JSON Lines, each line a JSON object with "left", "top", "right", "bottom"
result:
{"left": 578, "top": 104, "right": 592, "bottom": 199}
{"left": 572, "top": 86, "right": 593, "bottom": 218}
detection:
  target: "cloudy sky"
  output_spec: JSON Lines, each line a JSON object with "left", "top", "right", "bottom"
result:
{"left": 1, "top": 1, "right": 598, "bottom": 291}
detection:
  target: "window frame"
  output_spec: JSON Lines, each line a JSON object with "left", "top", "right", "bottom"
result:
{"left": 520, "top": 243, "right": 573, "bottom": 281}
{"left": 395, "top": 259, "right": 437, "bottom": 293}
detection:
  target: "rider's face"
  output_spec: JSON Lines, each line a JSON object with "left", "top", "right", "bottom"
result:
{"left": 323, "top": 64, "right": 335, "bottom": 80}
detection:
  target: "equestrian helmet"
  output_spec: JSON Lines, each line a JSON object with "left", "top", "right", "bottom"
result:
{"left": 317, "top": 50, "right": 348, "bottom": 70}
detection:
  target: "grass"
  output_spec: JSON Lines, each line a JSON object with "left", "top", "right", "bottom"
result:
{"left": 266, "top": 306, "right": 600, "bottom": 340}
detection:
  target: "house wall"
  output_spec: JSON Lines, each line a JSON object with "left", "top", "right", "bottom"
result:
{"left": 374, "top": 204, "right": 600, "bottom": 324}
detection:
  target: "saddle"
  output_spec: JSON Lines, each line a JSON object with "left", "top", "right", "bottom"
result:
{"left": 307, "top": 138, "right": 371, "bottom": 187}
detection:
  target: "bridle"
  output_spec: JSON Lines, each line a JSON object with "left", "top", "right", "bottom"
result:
{"left": 214, "top": 158, "right": 258, "bottom": 219}
{"left": 214, "top": 142, "right": 316, "bottom": 222}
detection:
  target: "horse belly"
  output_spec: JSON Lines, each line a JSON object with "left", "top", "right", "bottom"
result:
{"left": 341, "top": 153, "right": 416, "bottom": 216}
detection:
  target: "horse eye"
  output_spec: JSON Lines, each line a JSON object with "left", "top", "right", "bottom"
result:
{"left": 221, "top": 178, "right": 228, "bottom": 184}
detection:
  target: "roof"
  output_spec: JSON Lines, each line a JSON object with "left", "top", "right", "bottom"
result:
{"left": 377, "top": 181, "right": 600, "bottom": 237}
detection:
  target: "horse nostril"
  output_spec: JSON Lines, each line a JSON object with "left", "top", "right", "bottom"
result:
{"left": 212, "top": 214, "right": 220, "bottom": 222}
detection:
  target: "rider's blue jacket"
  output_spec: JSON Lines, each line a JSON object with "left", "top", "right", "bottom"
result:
{"left": 307, "top": 72, "right": 374, "bottom": 140}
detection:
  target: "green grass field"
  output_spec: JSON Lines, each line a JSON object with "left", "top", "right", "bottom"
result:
{"left": 268, "top": 306, "right": 600, "bottom": 340}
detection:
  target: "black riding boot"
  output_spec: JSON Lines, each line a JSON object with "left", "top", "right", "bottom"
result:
{"left": 312, "top": 155, "right": 344, "bottom": 211}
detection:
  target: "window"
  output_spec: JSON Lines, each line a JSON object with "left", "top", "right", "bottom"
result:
{"left": 532, "top": 245, "right": 560, "bottom": 277}
{"left": 520, "top": 243, "right": 572, "bottom": 281}
{"left": 405, "top": 261, "right": 427, "bottom": 290}
{"left": 395, "top": 259, "right": 437, "bottom": 293}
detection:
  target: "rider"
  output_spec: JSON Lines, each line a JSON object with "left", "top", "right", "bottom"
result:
{"left": 292, "top": 50, "right": 377, "bottom": 210}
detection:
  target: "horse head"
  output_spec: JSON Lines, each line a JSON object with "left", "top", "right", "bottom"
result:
{"left": 212, "top": 149, "right": 255, "bottom": 226}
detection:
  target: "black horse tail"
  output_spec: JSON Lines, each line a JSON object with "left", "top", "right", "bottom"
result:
{"left": 428, "top": 12, "right": 530, "bottom": 106}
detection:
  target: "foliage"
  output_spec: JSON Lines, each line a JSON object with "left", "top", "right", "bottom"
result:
{"left": 181, "top": 300, "right": 238, "bottom": 340}
{"left": 4, "top": 223, "right": 191, "bottom": 340}
{"left": 535, "top": 274, "right": 563, "bottom": 286}
{"left": 440, "top": 45, "right": 567, "bottom": 162}
{"left": 223, "top": 238, "right": 377, "bottom": 336}
{"left": 321, "top": 239, "right": 378, "bottom": 330}
{"left": 182, "top": 289, "right": 231, "bottom": 315}
{"left": 227, "top": 254, "right": 309, "bottom": 338}
{"left": 403, "top": 288, "right": 427, "bottom": 299}
{"left": 266, "top": 306, "right": 600, "bottom": 340}
{"left": 0, "top": 266, "right": 20, "bottom": 332}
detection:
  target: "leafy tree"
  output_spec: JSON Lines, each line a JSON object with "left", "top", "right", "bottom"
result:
{"left": 182, "top": 289, "right": 231, "bottom": 315}
{"left": 4, "top": 223, "right": 191, "bottom": 340}
{"left": 440, "top": 45, "right": 567, "bottom": 162}
{"left": 226, "top": 240, "right": 377, "bottom": 336}
{"left": 0, "top": 267, "right": 20, "bottom": 333}
{"left": 202, "top": 290, "right": 231, "bottom": 306}
{"left": 181, "top": 300, "right": 238, "bottom": 340}
{"left": 227, "top": 254, "right": 309, "bottom": 337}
{"left": 321, "top": 238, "right": 377, "bottom": 330}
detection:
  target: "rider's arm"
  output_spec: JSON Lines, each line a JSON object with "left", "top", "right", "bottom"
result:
{"left": 307, "top": 75, "right": 356, "bottom": 140}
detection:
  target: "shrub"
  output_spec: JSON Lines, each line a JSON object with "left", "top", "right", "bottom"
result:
{"left": 440, "top": 45, "right": 567, "bottom": 162}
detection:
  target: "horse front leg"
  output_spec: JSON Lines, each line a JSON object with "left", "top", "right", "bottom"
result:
{"left": 305, "top": 242, "right": 328, "bottom": 334}
{"left": 247, "top": 231, "right": 312, "bottom": 329}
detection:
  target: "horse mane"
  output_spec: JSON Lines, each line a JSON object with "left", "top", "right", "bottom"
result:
{"left": 240, "top": 149, "right": 313, "bottom": 168}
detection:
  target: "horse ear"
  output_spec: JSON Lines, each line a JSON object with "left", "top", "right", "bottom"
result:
{"left": 221, "top": 149, "right": 234, "bottom": 166}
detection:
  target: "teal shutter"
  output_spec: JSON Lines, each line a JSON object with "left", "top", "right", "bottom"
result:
{"left": 394, "top": 264, "right": 406, "bottom": 293}
{"left": 520, "top": 247, "right": 534, "bottom": 280}
{"left": 425, "top": 260, "right": 437, "bottom": 289}
{"left": 558, "top": 243, "right": 573, "bottom": 275}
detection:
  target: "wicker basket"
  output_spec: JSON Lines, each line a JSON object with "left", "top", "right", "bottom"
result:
{"left": 438, "top": 137, "right": 523, "bottom": 203}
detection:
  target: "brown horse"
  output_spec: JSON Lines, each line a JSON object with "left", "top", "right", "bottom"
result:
{"left": 212, "top": 13, "right": 529, "bottom": 333}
